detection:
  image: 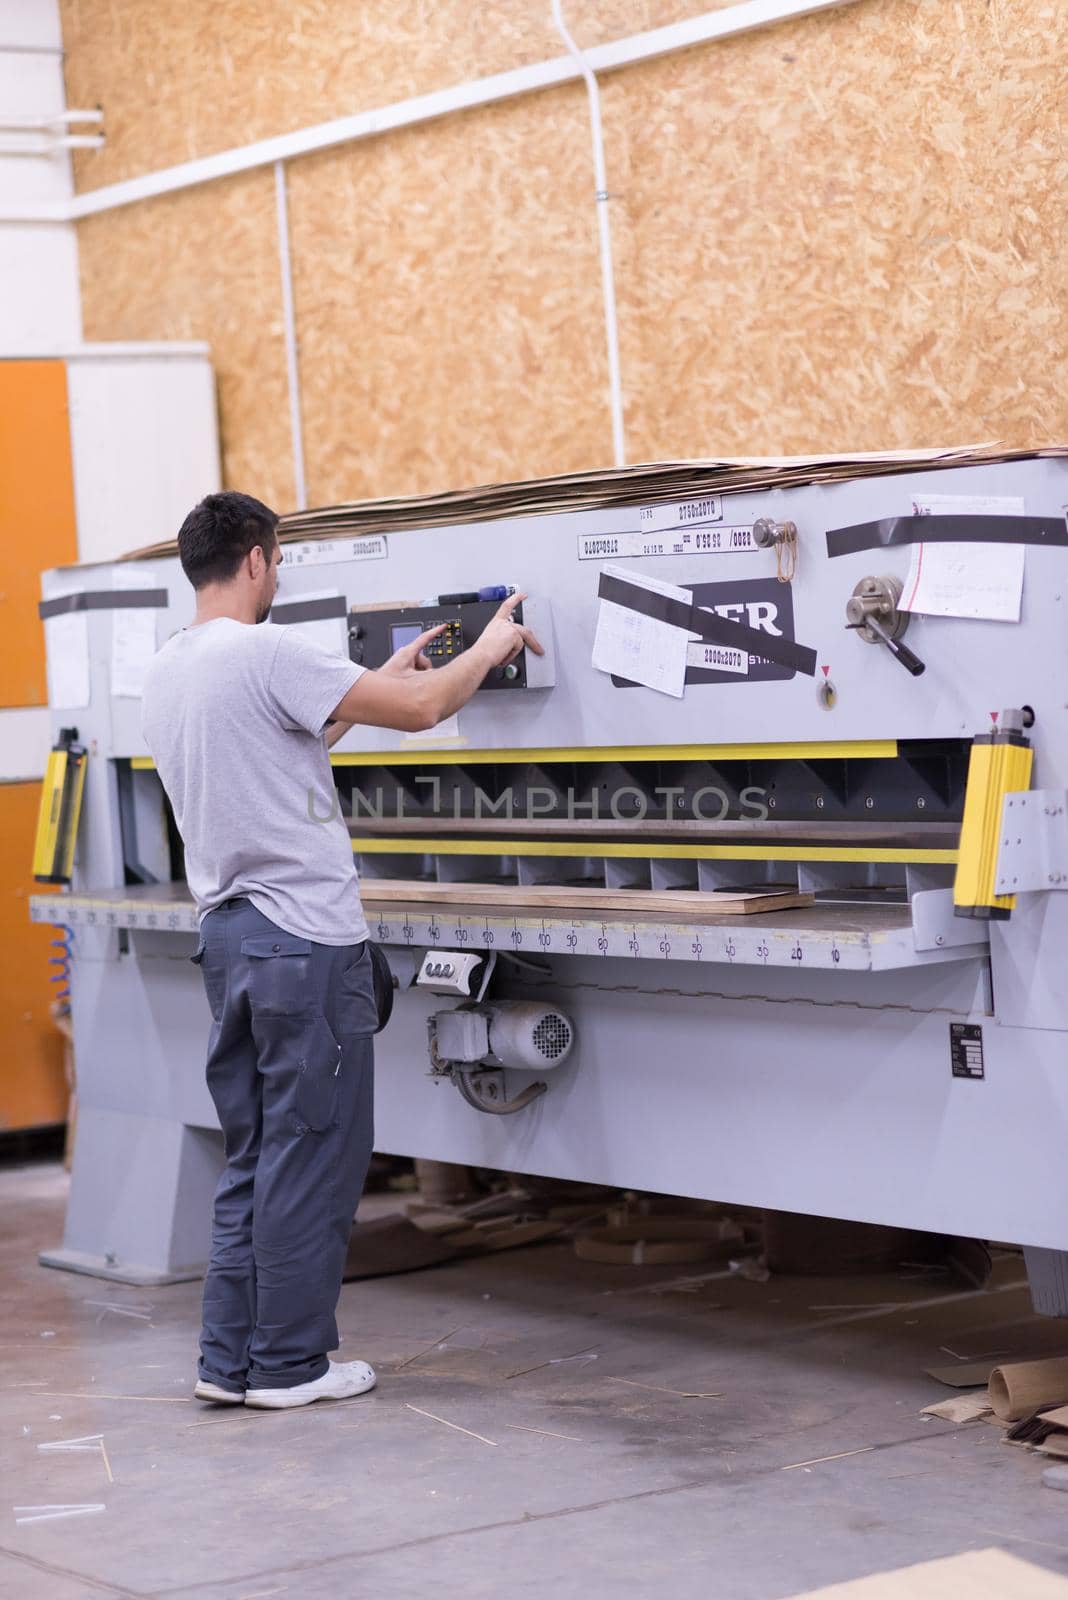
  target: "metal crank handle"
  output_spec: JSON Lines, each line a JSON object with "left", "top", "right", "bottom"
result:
{"left": 852, "top": 614, "right": 926, "bottom": 676}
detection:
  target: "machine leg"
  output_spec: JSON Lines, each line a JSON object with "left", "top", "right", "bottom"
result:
{"left": 1024, "top": 1247, "right": 1068, "bottom": 1317}
{"left": 39, "top": 1106, "right": 222, "bottom": 1285}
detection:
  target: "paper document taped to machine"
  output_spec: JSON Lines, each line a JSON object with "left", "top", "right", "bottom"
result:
{"left": 592, "top": 564, "right": 692, "bottom": 697}
{"left": 111, "top": 568, "right": 160, "bottom": 698}
{"left": 901, "top": 540, "right": 1026, "bottom": 622}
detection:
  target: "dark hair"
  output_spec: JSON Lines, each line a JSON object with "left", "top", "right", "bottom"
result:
{"left": 177, "top": 492, "right": 279, "bottom": 588}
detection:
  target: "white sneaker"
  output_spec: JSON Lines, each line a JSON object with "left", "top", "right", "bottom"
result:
{"left": 244, "top": 1359, "right": 377, "bottom": 1410}
{"left": 194, "top": 1379, "right": 245, "bottom": 1404}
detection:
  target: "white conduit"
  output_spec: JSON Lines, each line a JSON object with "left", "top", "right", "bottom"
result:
{"left": 0, "top": 2, "right": 861, "bottom": 224}
{"left": 551, "top": 0, "right": 626, "bottom": 469}
{"left": 274, "top": 161, "right": 308, "bottom": 511}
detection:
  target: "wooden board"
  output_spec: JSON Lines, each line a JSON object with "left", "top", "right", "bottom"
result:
{"left": 360, "top": 878, "right": 812, "bottom": 918}
{"left": 786, "top": 1549, "right": 1068, "bottom": 1599}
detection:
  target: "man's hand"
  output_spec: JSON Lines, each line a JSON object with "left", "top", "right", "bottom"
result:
{"left": 474, "top": 593, "right": 545, "bottom": 668}
{"left": 380, "top": 624, "right": 445, "bottom": 678}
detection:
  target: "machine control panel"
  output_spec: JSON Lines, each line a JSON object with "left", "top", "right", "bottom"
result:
{"left": 349, "top": 597, "right": 554, "bottom": 690}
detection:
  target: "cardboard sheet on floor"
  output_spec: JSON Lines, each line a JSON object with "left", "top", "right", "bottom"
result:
{"left": 920, "top": 1391, "right": 992, "bottom": 1423}
{"left": 784, "top": 1547, "right": 1068, "bottom": 1598}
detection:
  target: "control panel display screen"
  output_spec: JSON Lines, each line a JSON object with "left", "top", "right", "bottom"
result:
{"left": 389, "top": 623, "right": 425, "bottom": 653}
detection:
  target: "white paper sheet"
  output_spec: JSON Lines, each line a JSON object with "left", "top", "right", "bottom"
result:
{"left": 910, "top": 491, "right": 1025, "bottom": 518}
{"left": 591, "top": 564, "right": 691, "bottom": 698}
{"left": 45, "top": 611, "right": 90, "bottom": 710}
{"left": 900, "top": 541, "right": 1026, "bottom": 622}
{"left": 43, "top": 572, "right": 93, "bottom": 710}
{"left": 110, "top": 567, "right": 161, "bottom": 699}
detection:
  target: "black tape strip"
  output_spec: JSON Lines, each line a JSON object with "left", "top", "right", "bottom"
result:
{"left": 270, "top": 596, "right": 347, "bottom": 624}
{"left": 38, "top": 588, "right": 168, "bottom": 620}
{"left": 597, "top": 571, "right": 817, "bottom": 678}
{"left": 825, "top": 514, "right": 1068, "bottom": 559}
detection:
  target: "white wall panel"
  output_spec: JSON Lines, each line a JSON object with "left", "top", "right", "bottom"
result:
{"left": 67, "top": 352, "right": 221, "bottom": 563}
{"left": 0, "top": 705, "right": 52, "bottom": 780}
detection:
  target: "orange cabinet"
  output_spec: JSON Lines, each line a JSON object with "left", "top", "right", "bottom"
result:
{"left": 0, "top": 359, "right": 79, "bottom": 709}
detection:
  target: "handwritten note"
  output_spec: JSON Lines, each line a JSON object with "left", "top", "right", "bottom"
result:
{"left": 592, "top": 564, "right": 691, "bottom": 697}
{"left": 900, "top": 541, "right": 1026, "bottom": 622}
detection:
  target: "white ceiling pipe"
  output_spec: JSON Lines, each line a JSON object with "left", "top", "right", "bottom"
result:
{"left": 0, "top": 109, "right": 103, "bottom": 130}
{"left": 274, "top": 161, "right": 308, "bottom": 512}
{"left": 552, "top": 0, "right": 626, "bottom": 468}
{"left": 0, "top": 134, "right": 104, "bottom": 155}
{"left": 0, "top": 0, "right": 861, "bottom": 224}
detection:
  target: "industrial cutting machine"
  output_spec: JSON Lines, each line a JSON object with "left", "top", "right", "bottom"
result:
{"left": 29, "top": 445, "right": 1068, "bottom": 1310}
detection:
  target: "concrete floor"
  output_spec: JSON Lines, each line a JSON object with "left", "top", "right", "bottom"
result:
{"left": 3, "top": 1163, "right": 1068, "bottom": 1600}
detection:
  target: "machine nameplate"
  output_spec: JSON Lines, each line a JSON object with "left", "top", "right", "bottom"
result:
{"left": 950, "top": 1022, "right": 985, "bottom": 1080}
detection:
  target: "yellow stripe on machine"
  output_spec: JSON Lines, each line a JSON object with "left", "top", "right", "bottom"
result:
{"left": 351, "top": 837, "right": 958, "bottom": 865}
{"left": 330, "top": 740, "right": 899, "bottom": 767}
{"left": 131, "top": 741, "right": 899, "bottom": 772}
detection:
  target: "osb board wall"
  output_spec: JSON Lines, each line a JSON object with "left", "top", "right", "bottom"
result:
{"left": 72, "top": 0, "right": 1067, "bottom": 516}
{"left": 77, "top": 170, "right": 296, "bottom": 509}
{"left": 60, "top": 1, "right": 733, "bottom": 189}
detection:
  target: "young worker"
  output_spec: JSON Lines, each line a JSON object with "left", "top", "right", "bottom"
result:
{"left": 142, "top": 491, "right": 543, "bottom": 1410}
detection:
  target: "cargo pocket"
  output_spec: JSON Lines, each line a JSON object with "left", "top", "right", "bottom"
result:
{"left": 191, "top": 937, "right": 225, "bottom": 1022}
{"left": 241, "top": 932, "right": 313, "bottom": 1016}
{"left": 337, "top": 941, "right": 380, "bottom": 1036}
{"left": 295, "top": 1013, "right": 343, "bottom": 1133}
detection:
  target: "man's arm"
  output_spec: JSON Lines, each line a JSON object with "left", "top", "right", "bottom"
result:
{"left": 328, "top": 593, "right": 543, "bottom": 734}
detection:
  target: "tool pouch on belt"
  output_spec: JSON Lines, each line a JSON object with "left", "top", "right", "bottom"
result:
{"left": 368, "top": 941, "right": 394, "bottom": 1033}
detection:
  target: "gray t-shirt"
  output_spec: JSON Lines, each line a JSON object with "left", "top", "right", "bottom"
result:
{"left": 142, "top": 618, "right": 369, "bottom": 946}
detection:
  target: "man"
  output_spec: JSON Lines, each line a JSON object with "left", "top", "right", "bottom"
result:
{"left": 142, "top": 491, "right": 542, "bottom": 1410}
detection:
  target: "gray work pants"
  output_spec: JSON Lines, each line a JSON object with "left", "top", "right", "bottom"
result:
{"left": 192, "top": 898, "right": 376, "bottom": 1392}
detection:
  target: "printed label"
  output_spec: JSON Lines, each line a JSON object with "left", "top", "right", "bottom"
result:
{"left": 639, "top": 496, "right": 724, "bottom": 532}
{"left": 283, "top": 535, "right": 388, "bottom": 567}
{"left": 578, "top": 526, "right": 756, "bottom": 561}
{"left": 685, "top": 641, "right": 748, "bottom": 676}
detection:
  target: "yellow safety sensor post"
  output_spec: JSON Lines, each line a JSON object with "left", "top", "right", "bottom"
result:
{"left": 33, "top": 727, "right": 88, "bottom": 885}
{"left": 953, "top": 709, "right": 1033, "bottom": 921}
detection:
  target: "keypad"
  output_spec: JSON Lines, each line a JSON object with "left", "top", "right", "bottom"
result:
{"left": 424, "top": 619, "right": 464, "bottom": 659}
